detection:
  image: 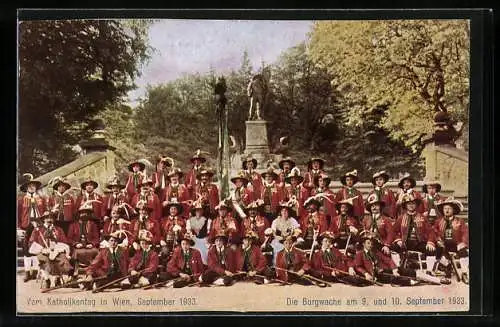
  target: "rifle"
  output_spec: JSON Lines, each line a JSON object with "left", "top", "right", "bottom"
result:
{"left": 309, "top": 227, "right": 319, "bottom": 261}
{"left": 41, "top": 275, "right": 108, "bottom": 293}
{"left": 142, "top": 276, "right": 187, "bottom": 290}
{"left": 274, "top": 266, "right": 331, "bottom": 287}
{"left": 92, "top": 269, "right": 147, "bottom": 293}
{"left": 321, "top": 265, "right": 384, "bottom": 286}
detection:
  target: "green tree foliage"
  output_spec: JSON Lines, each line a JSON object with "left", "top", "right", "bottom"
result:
{"left": 308, "top": 20, "right": 470, "bottom": 152}
{"left": 18, "top": 19, "right": 152, "bottom": 177}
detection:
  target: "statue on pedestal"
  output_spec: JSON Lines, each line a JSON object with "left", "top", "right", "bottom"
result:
{"left": 247, "top": 68, "right": 271, "bottom": 121}
{"left": 423, "top": 111, "right": 464, "bottom": 147}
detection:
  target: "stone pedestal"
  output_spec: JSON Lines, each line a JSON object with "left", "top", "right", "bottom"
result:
{"left": 243, "top": 120, "right": 271, "bottom": 170}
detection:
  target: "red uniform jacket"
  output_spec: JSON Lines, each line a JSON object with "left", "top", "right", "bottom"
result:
{"left": 360, "top": 214, "right": 395, "bottom": 246}
{"left": 129, "top": 248, "right": 159, "bottom": 275}
{"left": 234, "top": 245, "right": 267, "bottom": 273}
{"left": 194, "top": 182, "right": 220, "bottom": 211}
{"left": 152, "top": 170, "right": 169, "bottom": 199}
{"left": 207, "top": 245, "right": 236, "bottom": 274}
{"left": 275, "top": 248, "right": 310, "bottom": 281}
{"left": 86, "top": 247, "right": 129, "bottom": 277}
{"left": 310, "top": 188, "right": 337, "bottom": 218}
{"left": 48, "top": 192, "right": 76, "bottom": 222}
{"left": 240, "top": 215, "right": 270, "bottom": 244}
{"left": 329, "top": 215, "right": 359, "bottom": 239}
{"left": 434, "top": 216, "right": 468, "bottom": 246}
{"left": 422, "top": 194, "right": 444, "bottom": 220}
{"left": 166, "top": 247, "right": 204, "bottom": 279}
{"left": 102, "top": 192, "right": 129, "bottom": 218}
{"left": 299, "top": 212, "right": 328, "bottom": 237}
{"left": 184, "top": 166, "right": 203, "bottom": 196}
{"left": 244, "top": 170, "right": 263, "bottom": 200}
{"left": 311, "top": 247, "right": 353, "bottom": 278}
{"left": 354, "top": 249, "right": 396, "bottom": 276}
{"left": 131, "top": 192, "right": 162, "bottom": 221}
{"left": 76, "top": 192, "right": 105, "bottom": 220}
{"left": 259, "top": 182, "right": 283, "bottom": 213}
{"left": 277, "top": 171, "right": 289, "bottom": 188}
{"left": 29, "top": 225, "right": 68, "bottom": 247}
{"left": 284, "top": 184, "right": 309, "bottom": 218}
{"left": 335, "top": 187, "right": 365, "bottom": 218}
{"left": 102, "top": 219, "right": 130, "bottom": 236}
{"left": 393, "top": 212, "right": 436, "bottom": 246}
{"left": 303, "top": 169, "right": 325, "bottom": 189}
{"left": 67, "top": 220, "right": 100, "bottom": 247}
{"left": 18, "top": 193, "right": 47, "bottom": 229}
{"left": 208, "top": 215, "right": 239, "bottom": 243}
{"left": 125, "top": 172, "right": 144, "bottom": 199}
{"left": 368, "top": 187, "right": 397, "bottom": 219}
{"left": 129, "top": 217, "right": 162, "bottom": 244}
{"left": 163, "top": 183, "right": 190, "bottom": 215}
{"left": 395, "top": 189, "right": 425, "bottom": 215}
{"left": 161, "top": 216, "right": 187, "bottom": 241}
{"left": 232, "top": 186, "right": 253, "bottom": 208}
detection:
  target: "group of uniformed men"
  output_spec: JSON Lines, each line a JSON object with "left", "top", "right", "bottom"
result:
{"left": 17, "top": 151, "right": 469, "bottom": 291}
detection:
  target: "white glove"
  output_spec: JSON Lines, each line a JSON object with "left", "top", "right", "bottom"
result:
{"left": 296, "top": 237, "right": 304, "bottom": 244}
{"left": 103, "top": 216, "right": 110, "bottom": 222}
{"left": 349, "top": 226, "right": 358, "bottom": 234}
{"left": 130, "top": 270, "right": 138, "bottom": 276}
{"left": 133, "top": 242, "right": 139, "bottom": 250}
{"left": 348, "top": 267, "right": 356, "bottom": 276}
{"left": 392, "top": 269, "right": 400, "bottom": 277}
{"left": 160, "top": 240, "right": 167, "bottom": 247}
{"left": 172, "top": 225, "right": 182, "bottom": 232}
{"left": 457, "top": 243, "right": 466, "bottom": 251}
{"left": 122, "top": 238, "right": 129, "bottom": 247}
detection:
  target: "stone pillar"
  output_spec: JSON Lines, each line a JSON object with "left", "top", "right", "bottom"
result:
{"left": 244, "top": 120, "right": 270, "bottom": 170}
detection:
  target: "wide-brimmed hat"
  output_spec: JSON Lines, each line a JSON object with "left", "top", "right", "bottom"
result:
{"left": 189, "top": 199, "right": 206, "bottom": 215}
{"left": 157, "top": 155, "right": 174, "bottom": 166}
{"left": 422, "top": 181, "right": 442, "bottom": 193}
{"left": 317, "top": 231, "right": 334, "bottom": 243}
{"left": 106, "top": 176, "right": 125, "bottom": 189}
{"left": 19, "top": 173, "right": 42, "bottom": 193}
{"left": 304, "top": 196, "right": 322, "bottom": 209}
{"left": 50, "top": 176, "right": 71, "bottom": 190}
{"left": 164, "top": 199, "right": 184, "bottom": 215}
{"left": 371, "top": 171, "right": 390, "bottom": 186}
{"left": 190, "top": 149, "right": 207, "bottom": 163}
{"left": 128, "top": 160, "right": 146, "bottom": 172}
{"left": 135, "top": 200, "right": 154, "bottom": 212}
{"left": 264, "top": 228, "right": 274, "bottom": 236}
{"left": 103, "top": 230, "right": 126, "bottom": 242}
{"left": 242, "top": 157, "right": 258, "bottom": 170}
{"left": 307, "top": 157, "right": 325, "bottom": 171}
{"left": 179, "top": 232, "right": 196, "bottom": 246}
{"left": 261, "top": 167, "right": 279, "bottom": 180}
{"left": 214, "top": 231, "right": 229, "bottom": 243}
{"left": 365, "top": 193, "right": 386, "bottom": 213}
{"left": 398, "top": 173, "right": 416, "bottom": 189}
{"left": 196, "top": 169, "right": 214, "bottom": 180}
{"left": 245, "top": 200, "right": 264, "bottom": 214}
{"left": 313, "top": 173, "right": 331, "bottom": 187}
{"left": 335, "top": 197, "right": 357, "bottom": 214}
{"left": 80, "top": 176, "right": 98, "bottom": 189}
{"left": 400, "top": 193, "right": 423, "bottom": 208}
{"left": 76, "top": 200, "right": 97, "bottom": 217}
{"left": 168, "top": 168, "right": 184, "bottom": 179}
{"left": 278, "top": 157, "right": 296, "bottom": 170}
{"left": 436, "top": 197, "right": 464, "bottom": 216}
{"left": 230, "top": 171, "right": 249, "bottom": 185}
{"left": 340, "top": 169, "right": 359, "bottom": 186}
{"left": 242, "top": 230, "right": 259, "bottom": 243}
{"left": 137, "top": 230, "right": 154, "bottom": 243}
{"left": 277, "top": 201, "right": 297, "bottom": 217}
{"left": 284, "top": 167, "right": 303, "bottom": 184}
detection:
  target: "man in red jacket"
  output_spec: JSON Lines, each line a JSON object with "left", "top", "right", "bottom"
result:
{"left": 303, "top": 157, "right": 325, "bottom": 190}
{"left": 233, "top": 231, "right": 273, "bottom": 284}
{"left": 275, "top": 234, "right": 312, "bottom": 285}
{"left": 163, "top": 168, "right": 190, "bottom": 216}
{"left": 240, "top": 200, "right": 269, "bottom": 245}
{"left": 81, "top": 231, "right": 129, "bottom": 290}
{"left": 335, "top": 169, "right": 365, "bottom": 221}
{"left": 434, "top": 197, "right": 469, "bottom": 280}
{"left": 194, "top": 169, "right": 219, "bottom": 215}
{"left": 360, "top": 194, "right": 395, "bottom": 257}
{"left": 152, "top": 155, "right": 173, "bottom": 200}
{"left": 67, "top": 203, "right": 100, "bottom": 275}
{"left": 164, "top": 234, "right": 204, "bottom": 288}
{"left": 329, "top": 198, "right": 360, "bottom": 256}
{"left": 125, "top": 160, "right": 146, "bottom": 199}
{"left": 422, "top": 181, "right": 444, "bottom": 225}
{"left": 310, "top": 232, "right": 365, "bottom": 285}
{"left": 129, "top": 201, "right": 162, "bottom": 250}
{"left": 131, "top": 178, "right": 162, "bottom": 221}
{"left": 283, "top": 167, "right": 309, "bottom": 218}
{"left": 48, "top": 177, "right": 76, "bottom": 234}
{"left": 368, "top": 171, "right": 396, "bottom": 219}
{"left": 76, "top": 177, "right": 104, "bottom": 224}
{"left": 102, "top": 177, "right": 129, "bottom": 221}
{"left": 310, "top": 173, "right": 336, "bottom": 225}
{"left": 277, "top": 157, "right": 295, "bottom": 187}
{"left": 208, "top": 201, "right": 239, "bottom": 245}
{"left": 185, "top": 149, "right": 206, "bottom": 198}
{"left": 201, "top": 233, "right": 236, "bottom": 286}
{"left": 395, "top": 173, "right": 424, "bottom": 216}
{"left": 121, "top": 231, "right": 159, "bottom": 288}
{"left": 299, "top": 197, "right": 328, "bottom": 251}
{"left": 393, "top": 194, "right": 437, "bottom": 274}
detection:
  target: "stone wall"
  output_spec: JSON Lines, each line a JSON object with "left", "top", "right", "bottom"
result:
{"left": 422, "top": 144, "right": 469, "bottom": 197}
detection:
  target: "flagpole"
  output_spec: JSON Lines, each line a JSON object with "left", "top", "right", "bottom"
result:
{"left": 214, "top": 76, "right": 229, "bottom": 200}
